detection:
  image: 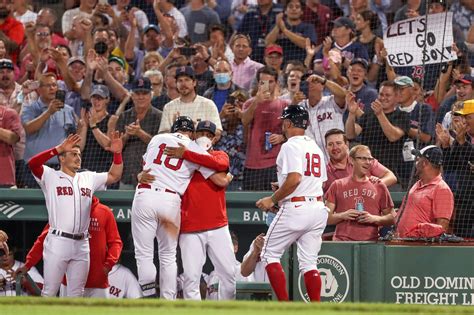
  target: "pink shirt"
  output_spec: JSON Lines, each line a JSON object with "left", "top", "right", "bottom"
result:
{"left": 231, "top": 57, "right": 264, "bottom": 91}
{"left": 397, "top": 175, "right": 454, "bottom": 237}
{"left": 324, "top": 157, "right": 387, "bottom": 192}
{"left": 325, "top": 176, "right": 394, "bottom": 241}
{"left": 0, "top": 106, "right": 22, "bottom": 185}
{"left": 243, "top": 97, "right": 289, "bottom": 169}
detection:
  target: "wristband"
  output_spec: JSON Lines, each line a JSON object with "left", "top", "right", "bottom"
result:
{"left": 113, "top": 152, "right": 122, "bottom": 164}
{"left": 271, "top": 194, "right": 278, "bottom": 205}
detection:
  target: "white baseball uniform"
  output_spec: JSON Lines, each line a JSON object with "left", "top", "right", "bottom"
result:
{"left": 131, "top": 132, "right": 214, "bottom": 299}
{"left": 261, "top": 135, "right": 328, "bottom": 274}
{"left": 34, "top": 166, "right": 108, "bottom": 297}
{"left": 204, "top": 260, "right": 247, "bottom": 301}
{"left": 108, "top": 264, "right": 143, "bottom": 299}
{"left": 59, "top": 284, "right": 109, "bottom": 298}
{"left": 0, "top": 260, "right": 43, "bottom": 296}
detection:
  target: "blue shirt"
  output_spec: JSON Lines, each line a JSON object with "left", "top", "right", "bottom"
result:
{"left": 21, "top": 98, "right": 76, "bottom": 163}
{"left": 277, "top": 22, "right": 317, "bottom": 62}
{"left": 213, "top": 89, "right": 229, "bottom": 112}
{"left": 315, "top": 40, "right": 369, "bottom": 62}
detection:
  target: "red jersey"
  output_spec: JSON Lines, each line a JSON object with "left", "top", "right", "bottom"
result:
{"left": 325, "top": 176, "right": 394, "bottom": 241}
{"left": 180, "top": 149, "right": 229, "bottom": 233}
{"left": 24, "top": 196, "right": 123, "bottom": 288}
{"left": 0, "top": 17, "right": 24, "bottom": 64}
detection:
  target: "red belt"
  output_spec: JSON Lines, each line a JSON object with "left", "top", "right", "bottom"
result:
{"left": 137, "top": 183, "right": 177, "bottom": 195}
{"left": 290, "top": 196, "right": 323, "bottom": 202}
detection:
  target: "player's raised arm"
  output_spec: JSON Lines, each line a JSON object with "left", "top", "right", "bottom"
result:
{"left": 165, "top": 143, "right": 230, "bottom": 172}
{"left": 28, "top": 134, "right": 81, "bottom": 179}
{"left": 105, "top": 131, "right": 124, "bottom": 185}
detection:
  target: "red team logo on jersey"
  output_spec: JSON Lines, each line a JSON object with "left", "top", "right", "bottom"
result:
{"left": 55, "top": 187, "right": 92, "bottom": 197}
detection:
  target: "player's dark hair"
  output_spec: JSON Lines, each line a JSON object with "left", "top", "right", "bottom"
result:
{"left": 324, "top": 128, "right": 348, "bottom": 144}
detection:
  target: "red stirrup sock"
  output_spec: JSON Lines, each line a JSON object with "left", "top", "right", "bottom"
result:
{"left": 304, "top": 269, "right": 322, "bottom": 302}
{"left": 265, "top": 262, "right": 289, "bottom": 301}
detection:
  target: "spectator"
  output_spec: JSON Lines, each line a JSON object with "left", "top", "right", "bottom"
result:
{"left": 36, "top": 8, "right": 68, "bottom": 47}
{"left": 0, "top": 0, "right": 24, "bottom": 64}
{"left": 313, "top": 17, "right": 368, "bottom": 74}
{"left": 261, "top": 44, "right": 284, "bottom": 89}
{"left": 62, "top": 0, "right": 95, "bottom": 39}
{"left": 279, "top": 66, "right": 304, "bottom": 103}
{"left": 206, "top": 0, "right": 232, "bottom": 25}
{"left": 142, "top": 51, "right": 163, "bottom": 73}
{"left": 241, "top": 66, "right": 288, "bottom": 190}
{"left": 117, "top": 77, "right": 162, "bottom": 189}
{"left": 300, "top": 73, "right": 346, "bottom": 162}
{"left": 78, "top": 85, "right": 114, "bottom": 174}
{"left": 396, "top": 145, "right": 454, "bottom": 238}
{"left": 12, "top": 0, "right": 36, "bottom": 26}
{"left": 0, "top": 58, "right": 21, "bottom": 112}
{"left": 438, "top": 99, "right": 474, "bottom": 238}
{"left": 21, "top": 73, "right": 76, "bottom": 188}
{"left": 237, "top": 0, "right": 283, "bottom": 63}
{"left": 208, "top": 24, "right": 234, "bottom": 65}
{"left": 347, "top": 58, "right": 378, "bottom": 113}
{"left": 143, "top": 69, "right": 165, "bottom": 110}
{"left": 112, "top": 0, "right": 149, "bottom": 41}
{"left": 152, "top": 62, "right": 180, "bottom": 110}
{"left": 190, "top": 44, "right": 214, "bottom": 96}
{"left": 325, "top": 145, "right": 395, "bottom": 241}
{"left": 302, "top": 0, "right": 332, "bottom": 48}
{"left": 180, "top": 0, "right": 220, "bottom": 44}
{"left": 158, "top": 0, "right": 188, "bottom": 38}
{"left": 323, "top": 128, "right": 397, "bottom": 192}
{"left": 265, "top": 0, "right": 317, "bottom": 63}
{"left": 345, "top": 80, "right": 410, "bottom": 179}
{"left": 449, "top": 0, "right": 474, "bottom": 41}
{"left": 436, "top": 74, "right": 474, "bottom": 124}
{"left": 68, "top": 16, "right": 93, "bottom": 57}
{"left": 214, "top": 89, "right": 248, "bottom": 190}
{"left": 230, "top": 34, "right": 264, "bottom": 91}
{"left": 203, "top": 59, "right": 243, "bottom": 111}
{"left": 394, "top": 76, "right": 434, "bottom": 188}
{"left": 240, "top": 233, "right": 267, "bottom": 282}
{"left": 0, "top": 94, "right": 21, "bottom": 188}
{"left": 394, "top": 0, "right": 427, "bottom": 23}
{"left": 0, "top": 246, "right": 43, "bottom": 296}
{"left": 159, "top": 66, "right": 222, "bottom": 133}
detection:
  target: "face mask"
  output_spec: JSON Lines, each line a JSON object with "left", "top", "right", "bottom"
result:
{"left": 214, "top": 73, "right": 231, "bottom": 85}
{"left": 196, "top": 136, "right": 212, "bottom": 151}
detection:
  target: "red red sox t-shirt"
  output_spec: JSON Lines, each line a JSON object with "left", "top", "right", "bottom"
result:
{"left": 325, "top": 177, "right": 394, "bottom": 241}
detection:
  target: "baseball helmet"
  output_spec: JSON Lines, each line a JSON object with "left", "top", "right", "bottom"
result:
{"left": 279, "top": 105, "right": 309, "bottom": 129}
{"left": 171, "top": 116, "right": 195, "bottom": 133}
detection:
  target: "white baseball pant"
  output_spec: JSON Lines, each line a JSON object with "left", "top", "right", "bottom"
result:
{"left": 60, "top": 284, "right": 110, "bottom": 298}
{"left": 179, "top": 225, "right": 236, "bottom": 300}
{"left": 261, "top": 200, "right": 328, "bottom": 273}
{"left": 42, "top": 232, "right": 90, "bottom": 297}
{"left": 131, "top": 188, "right": 181, "bottom": 299}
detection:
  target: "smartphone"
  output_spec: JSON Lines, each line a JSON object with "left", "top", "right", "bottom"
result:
{"left": 80, "top": 99, "right": 92, "bottom": 112}
{"left": 261, "top": 80, "right": 269, "bottom": 91}
{"left": 227, "top": 96, "right": 236, "bottom": 106}
{"left": 0, "top": 248, "right": 5, "bottom": 257}
{"left": 179, "top": 47, "right": 197, "bottom": 56}
{"left": 124, "top": 4, "right": 131, "bottom": 12}
{"left": 55, "top": 90, "right": 66, "bottom": 106}
{"left": 300, "top": 81, "right": 309, "bottom": 98}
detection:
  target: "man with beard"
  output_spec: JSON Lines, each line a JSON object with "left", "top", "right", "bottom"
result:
{"left": 325, "top": 145, "right": 395, "bottom": 241}
{"left": 0, "top": 0, "right": 23, "bottom": 64}
{"left": 159, "top": 66, "right": 222, "bottom": 134}
{"left": 323, "top": 128, "right": 397, "bottom": 192}
{"left": 0, "top": 58, "right": 21, "bottom": 111}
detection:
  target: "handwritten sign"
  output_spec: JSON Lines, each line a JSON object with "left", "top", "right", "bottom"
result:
{"left": 383, "top": 13, "right": 457, "bottom": 67}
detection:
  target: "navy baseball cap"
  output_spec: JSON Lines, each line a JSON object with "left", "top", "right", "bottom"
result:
{"left": 350, "top": 58, "right": 369, "bottom": 70}
{"left": 0, "top": 58, "right": 14, "bottom": 70}
{"left": 196, "top": 120, "right": 217, "bottom": 136}
{"left": 454, "top": 74, "right": 474, "bottom": 85}
{"left": 144, "top": 24, "right": 160, "bottom": 34}
{"left": 175, "top": 66, "right": 195, "bottom": 80}
{"left": 411, "top": 145, "right": 443, "bottom": 166}
{"left": 91, "top": 84, "right": 110, "bottom": 98}
{"left": 131, "top": 77, "right": 152, "bottom": 92}
{"left": 332, "top": 17, "right": 356, "bottom": 32}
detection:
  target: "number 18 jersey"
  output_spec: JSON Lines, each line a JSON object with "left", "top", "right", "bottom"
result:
{"left": 276, "top": 135, "right": 327, "bottom": 200}
{"left": 142, "top": 133, "right": 214, "bottom": 195}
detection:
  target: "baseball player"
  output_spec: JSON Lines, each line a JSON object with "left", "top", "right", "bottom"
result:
{"left": 108, "top": 264, "right": 143, "bottom": 299}
{"left": 161, "top": 120, "right": 235, "bottom": 300}
{"left": 240, "top": 233, "right": 268, "bottom": 282}
{"left": 1, "top": 247, "right": 43, "bottom": 296}
{"left": 132, "top": 117, "right": 230, "bottom": 299}
{"left": 16, "top": 195, "right": 123, "bottom": 298}
{"left": 27, "top": 132, "right": 123, "bottom": 297}
{"left": 256, "top": 105, "right": 328, "bottom": 302}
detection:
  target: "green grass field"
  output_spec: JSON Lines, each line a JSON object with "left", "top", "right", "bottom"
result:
{"left": 1, "top": 297, "right": 473, "bottom": 315}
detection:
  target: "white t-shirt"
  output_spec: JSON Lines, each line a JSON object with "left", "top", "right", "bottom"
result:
{"left": 0, "top": 260, "right": 43, "bottom": 296}
{"left": 241, "top": 241, "right": 268, "bottom": 283}
{"left": 62, "top": 8, "right": 93, "bottom": 34}
{"left": 168, "top": 7, "right": 188, "bottom": 38}
{"left": 300, "top": 96, "right": 346, "bottom": 162}
{"left": 34, "top": 168, "right": 108, "bottom": 234}
{"left": 13, "top": 10, "right": 37, "bottom": 26}
{"left": 107, "top": 264, "right": 142, "bottom": 299}
{"left": 277, "top": 135, "right": 327, "bottom": 200}
{"left": 159, "top": 95, "right": 223, "bottom": 133}
{"left": 142, "top": 133, "right": 215, "bottom": 195}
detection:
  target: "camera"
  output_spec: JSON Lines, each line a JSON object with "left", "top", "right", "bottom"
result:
{"left": 80, "top": 99, "right": 92, "bottom": 112}
{"left": 179, "top": 47, "right": 197, "bottom": 56}
{"left": 94, "top": 41, "right": 108, "bottom": 55}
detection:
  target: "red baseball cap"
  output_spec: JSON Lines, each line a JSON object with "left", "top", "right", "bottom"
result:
{"left": 265, "top": 44, "right": 283, "bottom": 56}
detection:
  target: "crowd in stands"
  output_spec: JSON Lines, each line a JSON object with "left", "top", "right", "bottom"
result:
{"left": 0, "top": 0, "right": 472, "bottom": 237}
